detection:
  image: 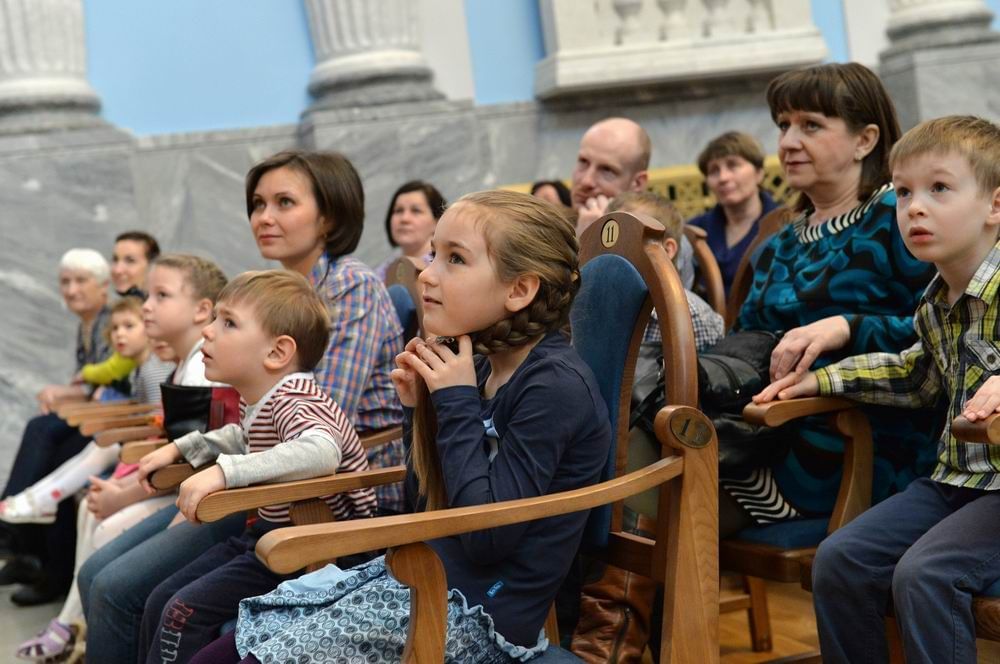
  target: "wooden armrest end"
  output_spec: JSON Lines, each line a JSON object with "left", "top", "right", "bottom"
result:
{"left": 743, "top": 397, "right": 857, "bottom": 427}
{"left": 951, "top": 413, "right": 1000, "bottom": 445}
{"left": 120, "top": 440, "right": 168, "bottom": 464}
{"left": 150, "top": 463, "right": 197, "bottom": 490}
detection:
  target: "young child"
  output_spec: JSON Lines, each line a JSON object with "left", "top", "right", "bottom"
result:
{"left": 0, "top": 297, "right": 173, "bottom": 525}
{"left": 75, "top": 231, "right": 163, "bottom": 390}
{"left": 189, "top": 190, "right": 612, "bottom": 664}
{"left": 77, "top": 254, "right": 247, "bottom": 664}
{"left": 135, "top": 269, "right": 375, "bottom": 662}
{"left": 608, "top": 191, "right": 724, "bottom": 352}
{"left": 14, "top": 339, "right": 176, "bottom": 662}
{"left": 754, "top": 115, "right": 1000, "bottom": 663}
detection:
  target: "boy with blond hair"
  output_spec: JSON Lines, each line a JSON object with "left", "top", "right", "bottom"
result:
{"left": 755, "top": 115, "right": 1000, "bottom": 663}
{"left": 136, "top": 269, "right": 374, "bottom": 663}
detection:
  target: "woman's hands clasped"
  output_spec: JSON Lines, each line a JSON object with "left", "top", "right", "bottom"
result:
{"left": 391, "top": 335, "right": 477, "bottom": 407}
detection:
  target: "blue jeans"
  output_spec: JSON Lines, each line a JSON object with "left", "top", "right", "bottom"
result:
{"left": 812, "top": 477, "right": 1000, "bottom": 664}
{"left": 140, "top": 521, "right": 289, "bottom": 663}
{"left": 78, "top": 505, "right": 245, "bottom": 663}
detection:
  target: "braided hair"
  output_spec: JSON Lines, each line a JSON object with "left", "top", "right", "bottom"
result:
{"left": 412, "top": 190, "right": 580, "bottom": 510}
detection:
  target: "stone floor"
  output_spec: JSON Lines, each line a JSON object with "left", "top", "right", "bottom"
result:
{"left": 0, "top": 584, "right": 62, "bottom": 655}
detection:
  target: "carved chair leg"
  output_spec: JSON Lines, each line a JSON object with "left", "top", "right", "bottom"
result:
{"left": 387, "top": 542, "right": 448, "bottom": 664}
{"left": 744, "top": 575, "right": 773, "bottom": 652}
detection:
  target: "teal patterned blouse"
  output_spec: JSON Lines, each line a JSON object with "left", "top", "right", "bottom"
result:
{"left": 731, "top": 185, "right": 942, "bottom": 521}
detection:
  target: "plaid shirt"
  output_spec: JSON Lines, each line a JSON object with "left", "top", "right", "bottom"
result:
{"left": 310, "top": 252, "right": 405, "bottom": 512}
{"left": 816, "top": 240, "right": 1000, "bottom": 490}
{"left": 644, "top": 289, "right": 724, "bottom": 352}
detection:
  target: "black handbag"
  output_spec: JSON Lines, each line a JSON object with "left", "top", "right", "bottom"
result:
{"left": 631, "top": 330, "right": 791, "bottom": 474}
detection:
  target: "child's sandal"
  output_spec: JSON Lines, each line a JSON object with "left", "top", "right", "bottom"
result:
{"left": 0, "top": 493, "right": 56, "bottom": 525}
{"left": 14, "top": 619, "right": 73, "bottom": 661}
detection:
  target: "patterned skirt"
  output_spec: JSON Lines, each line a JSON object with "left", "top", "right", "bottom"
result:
{"left": 235, "top": 556, "right": 548, "bottom": 663}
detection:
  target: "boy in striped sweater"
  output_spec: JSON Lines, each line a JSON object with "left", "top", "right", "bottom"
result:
{"left": 135, "top": 269, "right": 374, "bottom": 663}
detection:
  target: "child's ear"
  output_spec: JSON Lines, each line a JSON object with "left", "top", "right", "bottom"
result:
{"left": 505, "top": 274, "right": 541, "bottom": 314}
{"left": 988, "top": 186, "right": 1000, "bottom": 228}
{"left": 193, "top": 298, "right": 214, "bottom": 325}
{"left": 264, "top": 335, "right": 298, "bottom": 372}
{"left": 663, "top": 237, "right": 678, "bottom": 261}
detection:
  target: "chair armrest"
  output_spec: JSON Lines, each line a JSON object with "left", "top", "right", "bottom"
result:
{"left": 196, "top": 466, "right": 408, "bottom": 523}
{"left": 119, "top": 440, "right": 168, "bottom": 464}
{"left": 64, "top": 402, "right": 151, "bottom": 425}
{"left": 94, "top": 425, "right": 164, "bottom": 447}
{"left": 80, "top": 414, "right": 155, "bottom": 437}
{"left": 360, "top": 426, "right": 402, "bottom": 450}
{"left": 257, "top": 455, "right": 684, "bottom": 574}
{"left": 743, "top": 397, "right": 857, "bottom": 427}
{"left": 150, "top": 463, "right": 198, "bottom": 490}
{"left": 951, "top": 414, "right": 1000, "bottom": 444}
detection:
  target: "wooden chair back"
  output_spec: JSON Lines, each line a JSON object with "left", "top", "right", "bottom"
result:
{"left": 384, "top": 257, "right": 424, "bottom": 340}
{"left": 724, "top": 207, "right": 796, "bottom": 330}
{"left": 683, "top": 224, "right": 726, "bottom": 316}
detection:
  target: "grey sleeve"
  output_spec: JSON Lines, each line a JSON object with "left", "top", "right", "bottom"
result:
{"left": 216, "top": 428, "right": 343, "bottom": 488}
{"left": 173, "top": 423, "right": 246, "bottom": 468}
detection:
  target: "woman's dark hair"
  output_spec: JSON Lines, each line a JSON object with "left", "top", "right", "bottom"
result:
{"left": 766, "top": 62, "right": 901, "bottom": 210}
{"left": 114, "top": 231, "right": 160, "bottom": 261}
{"left": 530, "top": 179, "right": 572, "bottom": 207}
{"left": 383, "top": 180, "right": 447, "bottom": 248}
{"left": 245, "top": 150, "right": 365, "bottom": 258}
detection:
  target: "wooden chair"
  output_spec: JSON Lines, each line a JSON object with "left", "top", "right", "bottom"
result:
{"left": 185, "top": 211, "right": 719, "bottom": 662}
{"left": 683, "top": 225, "right": 726, "bottom": 317}
{"left": 724, "top": 207, "right": 795, "bottom": 331}
{"left": 384, "top": 256, "right": 424, "bottom": 341}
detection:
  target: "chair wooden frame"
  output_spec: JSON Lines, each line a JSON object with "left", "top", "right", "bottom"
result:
{"left": 178, "top": 212, "right": 720, "bottom": 663}
{"left": 384, "top": 256, "right": 425, "bottom": 338}
{"left": 683, "top": 225, "right": 726, "bottom": 317}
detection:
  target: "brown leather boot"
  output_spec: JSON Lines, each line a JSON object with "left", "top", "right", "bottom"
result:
{"left": 570, "top": 564, "right": 657, "bottom": 663}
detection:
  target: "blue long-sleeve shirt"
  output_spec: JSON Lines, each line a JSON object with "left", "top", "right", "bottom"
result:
{"left": 404, "top": 332, "right": 611, "bottom": 646}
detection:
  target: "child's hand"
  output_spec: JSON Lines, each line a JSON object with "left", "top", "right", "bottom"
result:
{"left": 36, "top": 384, "right": 71, "bottom": 414}
{"left": 86, "top": 476, "right": 127, "bottom": 519}
{"left": 137, "top": 443, "right": 182, "bottom": 494}
{"left": 175, "top": 466, "right": 226, "bottom": 524}
{"left": 753, "top": 371, "right": 820, "bottom": 404}
{"left": 397, "top": 335, "right": 476, "bottom": 393}
{"left": 963, "top": 376, "right": 1000, "bottom": 422}
{"left": 391, "top": 337, "right": 425, "bottom": 407}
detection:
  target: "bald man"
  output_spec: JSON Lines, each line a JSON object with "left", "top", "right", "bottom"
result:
{"left": 571, "top": 117, "right": 651, "bottom": 236}
{"left": 569, "top": 118, "right": 694, "bottom": 289}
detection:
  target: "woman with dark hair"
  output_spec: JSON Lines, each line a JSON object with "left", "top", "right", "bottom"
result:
{"left": 720, "top": 62, "right": 939, "bottom": 535}
{"left": 688, "top": 131, "right": 780, "bottom": 294}
{"left": 531, "top": 179, "right": 572, "bottom": 207}
{"left": 111, "top": 231, "right": 160, "bottom": 298}
{"left": 374, "top": 180, "right": 446, "bottom": 280}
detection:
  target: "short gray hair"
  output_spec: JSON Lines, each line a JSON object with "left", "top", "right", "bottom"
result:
{"left": 59, "top": 248, "right": 110, "bottom": 284}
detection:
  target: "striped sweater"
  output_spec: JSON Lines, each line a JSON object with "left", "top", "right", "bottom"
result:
{"left": 174, "top": 372, "right": 376, "bottom": 523}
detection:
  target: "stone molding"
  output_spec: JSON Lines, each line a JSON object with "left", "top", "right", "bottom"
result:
{"left": 535, "top": 0, "right": 827, "bottom": 99}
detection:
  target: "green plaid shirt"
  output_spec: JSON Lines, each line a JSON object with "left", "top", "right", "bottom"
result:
{"left": 816, "top": 240, "right": 1000, "bottom": 490}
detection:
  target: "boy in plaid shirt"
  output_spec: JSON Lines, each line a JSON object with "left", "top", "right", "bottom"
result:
{"left": 755, "top": 116, "right": 1000, "bottom": 664}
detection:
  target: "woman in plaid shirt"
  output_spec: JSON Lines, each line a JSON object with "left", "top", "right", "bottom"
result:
{"left": 244, "top": 151, "right": 405, "bottom": 514}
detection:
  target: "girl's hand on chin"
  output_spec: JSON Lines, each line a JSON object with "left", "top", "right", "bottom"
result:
{"left": 407, "top": 335, "right": 477, "bottom": 393}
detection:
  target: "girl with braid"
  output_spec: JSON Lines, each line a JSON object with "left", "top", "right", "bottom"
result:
{"left": 191, "top": 190, "right": 612, "bottom": 663}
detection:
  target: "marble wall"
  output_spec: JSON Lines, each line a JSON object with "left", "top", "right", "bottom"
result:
{"left": 0, "top": 81, "right": 782, "bottom": 476}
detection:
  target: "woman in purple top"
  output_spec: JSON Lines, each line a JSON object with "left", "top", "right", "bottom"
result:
{"left": 687, "top": 131, "right": 780, "bottom": 295}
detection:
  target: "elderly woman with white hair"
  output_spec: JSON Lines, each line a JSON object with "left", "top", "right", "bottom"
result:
{"left": 0, "top": 248, "right": 114, "bottom": 607}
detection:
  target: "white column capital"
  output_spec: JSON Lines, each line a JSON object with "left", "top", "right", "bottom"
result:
{"left": 303, "top": 0, "right": 442, "bottom": 109}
